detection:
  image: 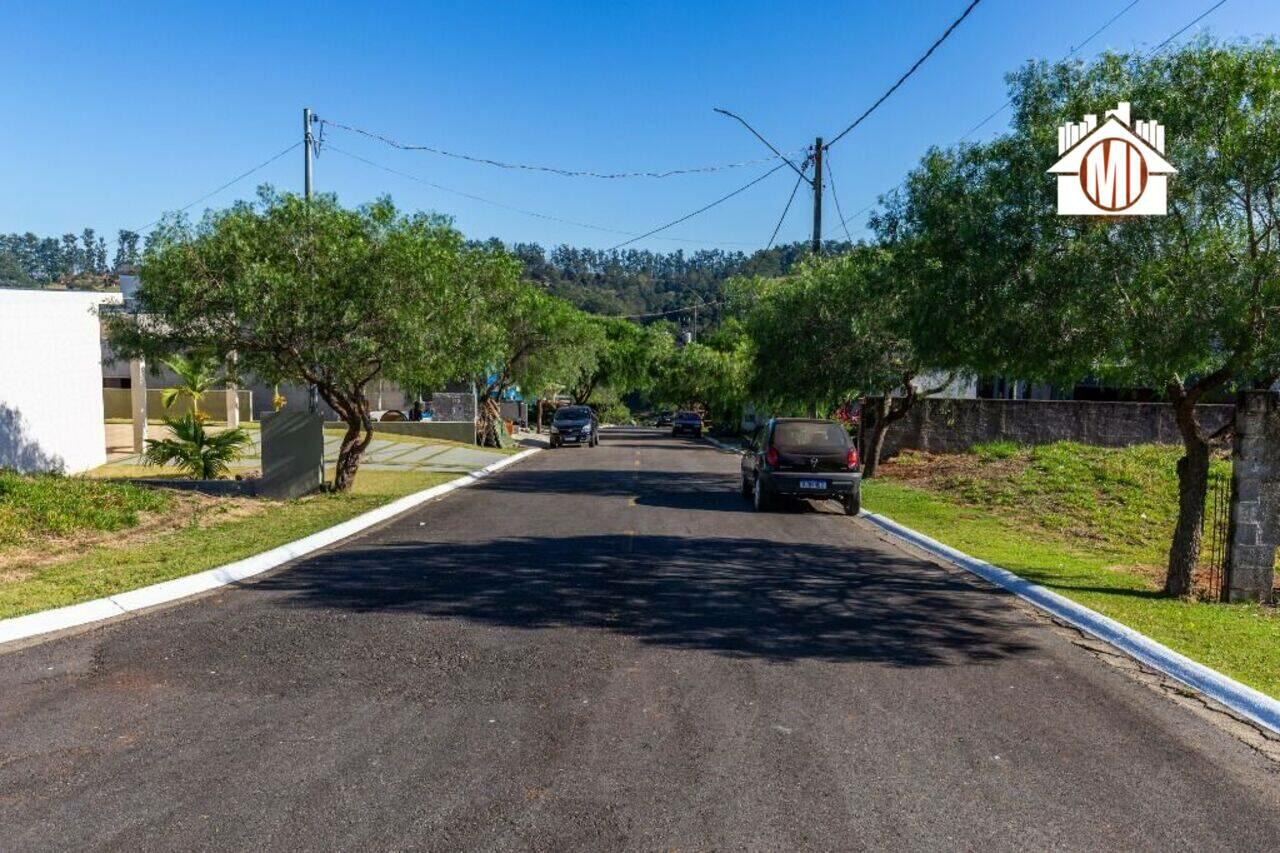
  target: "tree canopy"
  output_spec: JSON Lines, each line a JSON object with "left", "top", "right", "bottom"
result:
{"left": 108, "top": 190, "right": 520, "bottom": 490}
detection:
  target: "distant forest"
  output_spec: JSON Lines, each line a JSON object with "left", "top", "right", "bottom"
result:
{"left": 3, "top": 226, "right": 853, "bottom": 318}
{"left": 0, "top": 229, "right": 141, "bottom": 290}
{"left": 498, "top": 239, "right": 857, "bottom": 322}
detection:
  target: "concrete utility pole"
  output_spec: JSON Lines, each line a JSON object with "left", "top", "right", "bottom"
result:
{"left": 303, "top": 107, "right": 314, "bottom": 200}
{"left": 811, "top": 137, "right": 823, "bottom": 256}
{"left": 304, "top": 107, "right": 320, "bottom": 414}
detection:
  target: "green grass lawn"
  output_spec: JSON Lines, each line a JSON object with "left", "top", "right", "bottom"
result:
{"left": 0, "top": 471, "right": 173, "bottom": 548}
{"left": 0, "top": 468, "right": 452, "bottom": 620}
{"left": 865, "top": 442, "right": 1280, "bottom": 699}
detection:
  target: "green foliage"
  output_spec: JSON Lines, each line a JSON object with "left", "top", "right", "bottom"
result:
{"left": 892, "top": 441, "right": 1229, "bottom": 556}
{"left": 733, "top": 247, "right": 923, "bottom": 413}
{"left": 0, "top": 470, "right": 170, "bottom": 549}
{"left": 971, "top": 441, "right": 1020, "bottom": 462}
{"left": 572, "top": 316, "right": 674, "bottom": 404}
{"left": 159, "top": 351, "right": 222, "bottom": 416}
{"left": 651, "top": 331, "right": 751, "bottom": 427}
{"left": 142, "top": 415, "right": 250, "bottom": 480}
{"left": 510, "top": 241, "right": 854, "bottom": 317}
{"left": 881, "top": 39, "right": 1280, "bottom": 392}
{"left": 107, "top": 189, "right": 520, "bottom": 490}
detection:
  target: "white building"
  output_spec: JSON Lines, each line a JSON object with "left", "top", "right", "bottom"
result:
{"left": 0, "top": 288, "right": 120, "bottom": 473}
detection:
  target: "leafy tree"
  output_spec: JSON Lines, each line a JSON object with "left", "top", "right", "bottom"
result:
{"left": 108, "top": 190, "right": 516, "bottom": 491}
{"left": 473, "top": 284, "right": 601, "bottom": 445}
{"left": 143, "top": 414, "right": 249, "bottom": 480}
{"left": 652, "top": 330, "right": 751, "bottom": 427}
{"left": 735, "top": 249, "right": 949, "bottom": 475}
{"left": 879, "top": 40, "right": 1280, "bottom": 594}
{"left": 113, "top": 230, "right": 141, "bottom": 270}
{"left": 570, "top": 316, "right": 673, "bottom": 404}
{"left": 0, "top": 251, "right": 33, "bottom": 288}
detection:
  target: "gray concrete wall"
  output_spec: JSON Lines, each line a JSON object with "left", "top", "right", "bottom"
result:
{"left": 874, "top": 397, "right": 1235, "bottom": 457}
{"left": 372, "top": 421, "right": 476, "bottom": 445}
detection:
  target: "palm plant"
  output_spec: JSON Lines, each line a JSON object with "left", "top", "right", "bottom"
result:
{"left": 160, "top": 351, "right": 222, "bottom": 418}
{"left": 143, "top": 414, "right": 250, "bottom": 480}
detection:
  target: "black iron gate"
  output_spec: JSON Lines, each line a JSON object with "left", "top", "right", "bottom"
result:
{"left": 1200, "top": 469, "right": 1231, "bottom": 601}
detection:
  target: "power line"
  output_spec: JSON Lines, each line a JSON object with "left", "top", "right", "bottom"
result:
{"left": 959, "top": 0, "right": 1142, "bottom": 141}
{"left": 767, "top": 166, "right": 809, "bottom": 250}
{"left": 132, "top": 141, "right": 301, "bottom": 233}
{"left": 608, "top": 162, "right": 790, "bottom": 250}
{"left": 832, "top": 0, "right": 1220, "bottom": 239}
{"left": 826, "top": 0, "right": 985, "bottom": 148}
{"left": 318, "top": 117, "right": 796, "bottom": 179}
{"left": 327, "top": 144, "right": 758, "bottom": 248}
{"left": 825, "top": 153, "right": 853, "bottom": 243}
{"left": 1148, "top": 0, "right": 1227, "bottom": 54}
{"left": 615, "top": 300, "right": 723, "bottom": 320}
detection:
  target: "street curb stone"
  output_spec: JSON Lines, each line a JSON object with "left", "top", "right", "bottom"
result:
{"left": 0, "top": 448, "right": 542, "bottom": 648}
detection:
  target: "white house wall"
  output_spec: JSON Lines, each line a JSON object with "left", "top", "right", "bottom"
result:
{"left": 0, "top": 289, "right": 119, "bottom": 473}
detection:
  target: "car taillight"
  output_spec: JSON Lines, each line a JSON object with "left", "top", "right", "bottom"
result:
{"left": 765, "top": 446, "right": 779, "bottom": 467}
{"left": 847, "top": 447, "right": 859, "bottom": 469}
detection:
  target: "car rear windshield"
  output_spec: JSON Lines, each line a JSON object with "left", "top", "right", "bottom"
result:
{"left": 676, "top": 411, "right": 701, "bottom": 420}
{"left": 772, "top": 421, "right": 848, "bottom": 450}
{"left": 555, "top": 407, "right": 591, "bottom": 421}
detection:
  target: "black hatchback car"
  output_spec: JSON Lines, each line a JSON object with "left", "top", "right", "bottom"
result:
{"left": 740, "top": 418, "right": 861, "bottom": 514}
{"left": 671, "top": 410, "right": 703, "bottom": 438}
{"left": 550, "top": 405, "right": 599, "bottom": 448}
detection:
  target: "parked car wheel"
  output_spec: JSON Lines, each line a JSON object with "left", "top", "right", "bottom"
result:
{"left": 753, "top": 476, "right": 774, "bottom": 512}
{"left": 842, "top": 492, "right": 861, "bottom": 516}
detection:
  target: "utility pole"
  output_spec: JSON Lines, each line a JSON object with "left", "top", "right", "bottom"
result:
{"left": 811, "top": 137, "right": 823, "bottom": 256}
{"left": 304, "top": 107, "right": 319, "bottom": 414}
{"left": 303, "top": 107, "right": 314, "bottom": 200}
{"left": 692, "top": 302, "right": 698, "bottom": 343}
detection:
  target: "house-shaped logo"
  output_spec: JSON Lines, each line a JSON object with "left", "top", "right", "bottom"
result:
{"left": 1048, "top": 101, "right": 1175, "bottom": 216}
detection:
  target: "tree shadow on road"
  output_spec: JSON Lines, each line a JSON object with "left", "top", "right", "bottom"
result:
{"left": 252, "top": 533, "right": 1038, "bottom": 668}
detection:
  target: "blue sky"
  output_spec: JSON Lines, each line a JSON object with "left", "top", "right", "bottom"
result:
{"left": 2, "top": 1, "right": 1276, "bottom": 254}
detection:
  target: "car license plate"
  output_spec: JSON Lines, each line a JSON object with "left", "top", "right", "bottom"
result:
{"left": 799, "top": 479, "right": 826, "bottom": 490}
{"left": 563, "top": 435, "right": 579, "bottom": 442}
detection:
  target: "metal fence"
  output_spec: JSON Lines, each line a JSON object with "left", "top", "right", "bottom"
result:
{"left": 1200, "top": 469, "right": 1231, "bottom": 601}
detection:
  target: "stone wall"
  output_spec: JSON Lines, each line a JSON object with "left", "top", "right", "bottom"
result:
{"left": 1225, "top": 391, "right": 1280, "bottom": 603}
{"left": 872, "top": 397, "right": 1235, "bottom": 458}
{"left": 428, "top": 391, "right": 476, "bottom": 423}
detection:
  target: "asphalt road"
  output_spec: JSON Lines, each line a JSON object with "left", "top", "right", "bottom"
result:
{"left": 2, "top": 428, "right": 1278, "bottom": 851}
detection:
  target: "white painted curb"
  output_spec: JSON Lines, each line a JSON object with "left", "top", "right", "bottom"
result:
{"left": 863, "top": 511, "right": 1280, "bottom": 736}
{"left": 0, "top": 448, "right": 541, "bottom": 648}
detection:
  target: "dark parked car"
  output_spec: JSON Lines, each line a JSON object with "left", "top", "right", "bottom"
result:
{"left": 672, "top": 410, "right": 703, "bottom": 438}
{"left": 655, "top": 411, "right": 673, "bottom": 427}
{"left": 550, "top": 405, "right": 599, "bottom": 448}
{"left": 740, "top": 418, "right": 861, "bottom": 515}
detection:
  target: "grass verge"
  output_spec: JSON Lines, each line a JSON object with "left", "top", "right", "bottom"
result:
{"left": 0, "top": 468, "right": 453, "bottom": 620}
{"left": 865, "top": 443, "right": 1280, "bottom": 699}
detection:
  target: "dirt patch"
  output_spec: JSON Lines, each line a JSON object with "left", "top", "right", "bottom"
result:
{"left": 878, "top": 449, "right": 1027, "bottom": 489}
{"left": 0, "top": 491, "right": 273, "bottom": 581}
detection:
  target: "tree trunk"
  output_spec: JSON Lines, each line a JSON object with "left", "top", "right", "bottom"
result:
{"left": 1166, "top": 393, "right": 1210, "bottom": 596}
{"left": 332, "top": 407, "right": 373, "bottom": 492}
{"left": 536, "top": 398, "right": 543, "bottom": 434}
{"left": 861, "top": 396, "right": 892, "bottom": 478}
{"left": 477, "top": 396, "right": 504, "bottom": 447}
